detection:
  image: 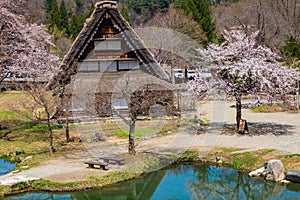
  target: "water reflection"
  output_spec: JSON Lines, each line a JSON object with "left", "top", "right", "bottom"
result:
{"left": 189, "top": 165, "right": 285, "bottom": 200}
{"left": 5, "top": 164, "right": 300, "bottom": 200}
{"left": 0, "top": 159, "right": 16, "bottom": 175}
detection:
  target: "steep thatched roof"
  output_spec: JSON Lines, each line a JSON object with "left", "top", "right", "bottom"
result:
{"left": 64, "top": 70, "right": 175, "bottom": 95}
{"left": 47, "top": 1, "right": 168, "bottom": 90}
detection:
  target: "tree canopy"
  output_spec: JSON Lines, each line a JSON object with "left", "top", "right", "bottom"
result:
{"left": 282, "top": 35, "right": 300, "bottom": 67}
{"left": 189, "top": 30, "right": 299, "bottom": 129}
{"left": 45, "top": 0, "right": 94, "bottom": 39}
{"left": 0, "top": 0, "right": 59, "bottom": 82}
{"left": 175, "top": 0, "right": 216, "bottom": 42}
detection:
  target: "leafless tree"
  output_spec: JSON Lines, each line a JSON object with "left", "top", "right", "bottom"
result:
{"left": 138, "top": 6, "right": 206, "bottom": 83}
{"left": 110, "top": 73, "right": 176, "bottom": 155}
{"left": 212, "top": 0, "right": 300, "bottom": 50}
{"left": 26, "top": 84, "right": 59, "bottom": 154}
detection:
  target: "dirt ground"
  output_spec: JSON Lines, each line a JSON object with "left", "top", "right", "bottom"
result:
{"left": 3, "top": 100, "right": 300, "bottom": 183}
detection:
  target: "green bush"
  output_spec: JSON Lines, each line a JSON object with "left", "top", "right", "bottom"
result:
{"left": 251, "top": 104, "right": 283, "bottom": 113}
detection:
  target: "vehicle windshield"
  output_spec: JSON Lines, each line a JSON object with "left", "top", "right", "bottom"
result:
{"left": 174, "top": 69, "right": 183, "bottom": 73}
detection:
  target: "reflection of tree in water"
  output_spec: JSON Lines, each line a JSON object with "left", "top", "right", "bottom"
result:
{"left": 9, "top": 165, "right": 300, "bottom": 200}
{"left": 188, "top": 165, "right": 284, "bottom": 200}
{"left": 6, "top": 192, "right": 74, "bottom": 200}
{"left": 167, "top": 164, "right": 194, "bottom": 177}
{"left": 70, "top": 169, "right": 166, "bottom": 200}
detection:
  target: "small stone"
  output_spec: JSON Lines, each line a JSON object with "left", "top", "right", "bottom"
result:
{"left": 24, "top": 156, "right": 32, "bottom": 160}
{"left": 90, "top": 132, "right": 105, "bottom": 142}
{"left": 249, "top": 167, "right": 265, "bottom": 177}
{"left": 286, "top": 170, "right": 300, "bottom": 183}
{"left": 280, "top": 180, "right": 291, "bottom": 185}
{"left": 20, "top": 166, "right": 29, "bottom": 169}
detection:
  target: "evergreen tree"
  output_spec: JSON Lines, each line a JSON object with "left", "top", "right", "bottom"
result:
{"left": 47, "top": 0, "right": 60, "bottom": 32}
{"left": 45, "top": 0, "right": 53, "bottom": 15}
{"left": 282, "top": 36, "right": 300, "bottom": 60}
{"left": 59, "top": 0, "right": 68, "bottom": 32}
{"left": 68, "top": 3, "right": 94, "bottom": 39}
{"left": 121, "top": 6, "right": 131, "bottom": 24}
{"left": 282, "top": 36, "right": 300, "bottom": 68}
{"left": 86, "top": 2, "right": 95, "bottom": 18}
{"left": 68, "top": 13, "right": 86, "bottom": 39}
{"left": 74, "top": 0, "right": 83, "bottom": 12}
{"left": 74, "top": 0, "right": 83, "bottom": 8}
{"left": 194, "top": 0, "right": 216, "bottom": 42}
{"left": 176, "top": 0, "right": 216, "bottom": 42}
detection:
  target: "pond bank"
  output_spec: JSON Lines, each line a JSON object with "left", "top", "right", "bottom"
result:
{"left": 7, "top": 163, "right": 300, "bottom": 200}
{"left": 1, "top": 148, "right": 300, "bottom": 197}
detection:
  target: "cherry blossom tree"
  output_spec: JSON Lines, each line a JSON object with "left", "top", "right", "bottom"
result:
{"left": 0, "top": 0, "right": 59, "bottom": 83}
{"left": 189, "top": 30, "right": 299, "bottom": 130}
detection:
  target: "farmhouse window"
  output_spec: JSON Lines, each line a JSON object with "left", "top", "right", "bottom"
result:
{"left": 94, "top": 38, "right": 121, "bottom": 51}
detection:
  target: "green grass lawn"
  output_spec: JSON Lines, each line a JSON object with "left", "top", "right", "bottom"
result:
{"left": 251, "top": 104, "right": 283, "bottom": 112}
{"left": 111, "top": 126, "right": 167, "bottom": 137}
{"left": 0, "top": 91, "right": 34, "bottom": 122}
{"left": 0, "top": 111, "right": 21, "bottom": 120}
{"left": 0, "top": 92, "right": 31, "bottom": 111}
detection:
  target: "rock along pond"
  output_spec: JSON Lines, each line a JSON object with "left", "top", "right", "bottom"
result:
{"left": 4, "top": 163, "right": 300, "bottom": 200}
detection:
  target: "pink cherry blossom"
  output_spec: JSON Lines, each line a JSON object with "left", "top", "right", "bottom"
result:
{"left": 0, "top": 0, "right": 59, "bottom": 82}
{"left": 189, "top": 30, "right": 299, "bottom": 129}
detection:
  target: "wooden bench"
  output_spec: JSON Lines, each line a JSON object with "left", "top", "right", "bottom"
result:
{"left": 84, "top": 161, "right": 108, "bottom": 170}
{"left": 99, "top": 156, "right": 125, "bottom": 165}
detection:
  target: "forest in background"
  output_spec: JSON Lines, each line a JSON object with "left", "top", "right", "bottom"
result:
{"left": 22, "top": 0, "right": 300, "bottom": 66}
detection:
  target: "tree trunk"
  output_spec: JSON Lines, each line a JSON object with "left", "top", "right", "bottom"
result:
{"left": 128, "top": 119, "right": 136, "bottom": 155}
{"left": 65, "top": 115, "right": 70, "bottom": 142}
{"left": 47, "top": 118, "right": 54, "bottom": 154}
{"left": 0, "top": 73, "right": 8, "bottom": 84}
{"left": 235, "top": 94, "right": 242, "bottom": 131}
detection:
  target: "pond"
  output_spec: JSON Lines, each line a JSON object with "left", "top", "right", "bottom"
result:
{"left": 5, "top": 164, "right": 300, "bottom": 200}
{"left": 0, "top": 159, "right": 16, "bottom": 176}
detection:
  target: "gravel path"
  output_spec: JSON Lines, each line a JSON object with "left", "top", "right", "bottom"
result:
{"left": 1, "top": 100, "right": 299, "bottom": 184}
{"left": 192, "top": 101, "right": 300, "bottom": 155}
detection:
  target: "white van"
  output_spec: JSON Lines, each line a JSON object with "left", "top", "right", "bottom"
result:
{"left": 173, "top": 69, "right": 183, "bottom": 78}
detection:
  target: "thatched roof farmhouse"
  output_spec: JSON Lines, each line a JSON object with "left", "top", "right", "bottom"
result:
{"left": 47, "top": 1, "right": 177, "bottom": 118}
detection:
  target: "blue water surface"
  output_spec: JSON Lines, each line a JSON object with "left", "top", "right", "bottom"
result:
{"left": 5, "top": 164, "right": 300, "bottom": 200}
{"left": 0, "top": 159, "right": 16, "bottom": 176}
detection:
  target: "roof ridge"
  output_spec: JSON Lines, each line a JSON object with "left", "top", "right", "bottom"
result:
{"left": 47, "top": 1, "right": 169, "bottom": 91}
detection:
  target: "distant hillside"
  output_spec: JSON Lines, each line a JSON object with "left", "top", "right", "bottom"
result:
{"left": 211, "top": 0, "right": 300, "bottom": 64}
{"left": 23, "top": 0, "right": 299, "bottom": 64}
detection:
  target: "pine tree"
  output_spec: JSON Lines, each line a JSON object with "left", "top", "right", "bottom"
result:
{"left": 68, "top": 3, "right": 94, "bottom": 38}
{"left": 68, "top": 13, "right": 86, "bottom": 39}
{"left": 59, "top": 0, "right": 68, "bottom": 32}
{"left": 176, "top": 0, "right": 216, "bottom": 42}
{"left": 194, "top": 0, "right": 216, "bottom": 42}
{"left": 282, "top": 36, "right": 300, "bottom": 60}
{"left": 47, "top": 0, "right": 60, "bottom": 32}
{"left": 45, "top": 0, "right": 53, "bottom": 15}
{"left": 121, "top": 6, "right": 131, "bottom": 24}
{"left": 86, "top": 2, "right": 95, "bottom": 18}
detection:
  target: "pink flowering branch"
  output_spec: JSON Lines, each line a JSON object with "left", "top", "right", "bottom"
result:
{"left": 189, "top": 30, "right": 299, "bottom": 131}
{"left": 0, "top": 1, "right": 59, "bottom": 82}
